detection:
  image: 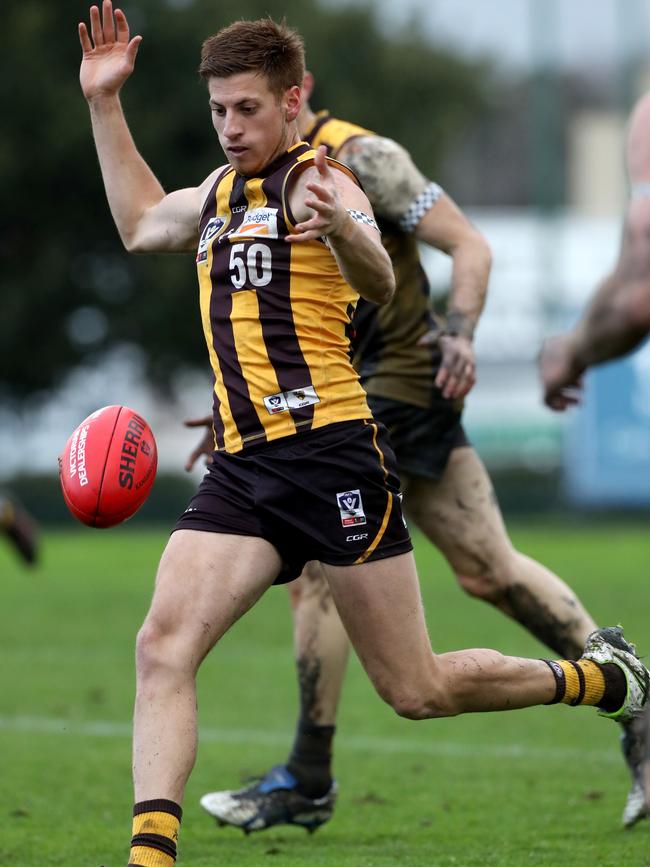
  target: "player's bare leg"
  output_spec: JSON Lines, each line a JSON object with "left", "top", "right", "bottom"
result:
{"left": 323, "top": 552, "right": 560, "bottom": 716}
{"left": 130, "top": 530, "right": 280, "bottom": 863}
{"left": 200, "top": 562, "right": 348, "bottom": 832}
{"left": 322, "top": 553, "right": 644, "bottom": 720}
{"left": 288, "top": 561, "right": 351, "bottom": 726}
{"left": 403, "top": 446, "right": 596, "bottom": 659}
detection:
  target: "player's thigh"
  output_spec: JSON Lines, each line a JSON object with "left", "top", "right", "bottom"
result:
{"left": 405, "top": 446, "right": 514, "bottom": 575}
{"left": 321, "top": 552, "right": 436, "bottom": 697}
{"left": 144, "top": 529, "right": 282, "bottom": 661}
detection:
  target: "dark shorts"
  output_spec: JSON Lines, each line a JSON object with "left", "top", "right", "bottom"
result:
{"left": 174, "top": 419, "right": 412, "bottom": 584}
{"left": 366, "top": 394, "right": 469, "bottom": 482}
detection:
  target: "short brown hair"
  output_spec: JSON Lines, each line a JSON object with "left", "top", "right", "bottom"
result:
{"left": 199, "top": 18, "right": 305, "bottom": 99}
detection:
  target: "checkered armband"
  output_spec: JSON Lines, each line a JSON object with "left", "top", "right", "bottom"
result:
{"left": 398, "top": 182, "right": 444, "bottom": 233}
{"left": 346, "top": 209, "right": 380, "bottom": 232}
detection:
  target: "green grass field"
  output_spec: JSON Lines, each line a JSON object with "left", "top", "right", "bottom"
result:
{"left": 1, "top": 524, "right": 649, "bottom": 866}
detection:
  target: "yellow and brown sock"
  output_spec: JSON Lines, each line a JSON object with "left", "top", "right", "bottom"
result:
{"left": 128, "top": 799, "right": 182, "bottom": 867}
{"left": 543, "top": 659, "right": 626, "bottom": 712}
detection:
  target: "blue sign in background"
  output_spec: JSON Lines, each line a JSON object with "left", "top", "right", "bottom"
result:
{"left": 564, "top": 336, "right": 650, "bottom": 505}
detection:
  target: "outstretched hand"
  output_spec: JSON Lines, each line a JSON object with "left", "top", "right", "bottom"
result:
{"left": 538, "top": 334, "right": 585, "bottom": 411}
{"left": 78, "top": 0, "right": 142, "bottom": 101}
{"left": 287, "top": 146, "right": 348, "bottom": 243}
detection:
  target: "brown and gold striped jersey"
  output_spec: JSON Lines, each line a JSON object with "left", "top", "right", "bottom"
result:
{"left": 306, "top": 111, "right": 444, "bottom": 410}
{"left": 196, "top": 142, "right": 370, "bottom": 454}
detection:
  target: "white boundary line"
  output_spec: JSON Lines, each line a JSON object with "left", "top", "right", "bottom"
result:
{"left": 0, "top": 715, "right": 619, "bottom": 763}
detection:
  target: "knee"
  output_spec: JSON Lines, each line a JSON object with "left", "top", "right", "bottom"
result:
{"left": 135, "top": 617, "right": 190, "bottom": 682}
{"left": 454, "top": 546, "right": 520, "bottom": 604}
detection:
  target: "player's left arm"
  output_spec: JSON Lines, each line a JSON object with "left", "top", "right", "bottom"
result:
{"left": 339, "top": 135, "right": 492, "bottom": 399}
{"left": 287, "top": 146, "right": 395, "bottom": 305}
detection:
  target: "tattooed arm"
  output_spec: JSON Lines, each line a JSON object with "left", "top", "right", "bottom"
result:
{"left": 337, "top": 135, "right": 491, "bottom": 399}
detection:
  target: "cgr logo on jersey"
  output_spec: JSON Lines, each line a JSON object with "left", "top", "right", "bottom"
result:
{"left": 336, "top": 489, "right": 366, "bottom": 527}
{"left": 231, "top": 208, "right": 279, "bottom": 239}
{"left": 196, "top": 216, "right": 226, "bottom": 263}
{"left": 263, "top": 386, "right": 320, "bottom": 415}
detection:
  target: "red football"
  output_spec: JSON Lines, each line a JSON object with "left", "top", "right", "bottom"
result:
{"left": 59, "top": 405, "right": 157, "bottom": 528}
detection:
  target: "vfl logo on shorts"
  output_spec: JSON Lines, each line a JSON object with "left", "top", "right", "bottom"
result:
{"left": 337, "top": 489, "right": 366, "bottom": 527}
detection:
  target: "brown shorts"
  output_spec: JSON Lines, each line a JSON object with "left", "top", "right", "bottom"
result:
{"left": 366, "top": 394, "right": 468, "bottom": 481}
{"left": 174, "top": 419, "right": 412, "bottom": 583}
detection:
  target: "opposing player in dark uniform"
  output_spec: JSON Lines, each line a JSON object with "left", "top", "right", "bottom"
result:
{"left": 540, "top": 90, "right": 650, "bottom": 829}
{"left": 199, "top": 74, "right": 644, "bottom": 833}
{"left": 79, "top": 7, "right": 649, "bottom": 864}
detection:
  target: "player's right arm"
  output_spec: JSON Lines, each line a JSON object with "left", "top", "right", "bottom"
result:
{"left": 79, "top": 1, "right": 205, "bottom": 252}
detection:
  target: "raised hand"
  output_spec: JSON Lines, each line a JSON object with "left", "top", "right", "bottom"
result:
{"left": 78, "top": 0, "right": 142, "bottom": 101}
{"left": 287, "top": 146, "right": 348, "bottom": 243}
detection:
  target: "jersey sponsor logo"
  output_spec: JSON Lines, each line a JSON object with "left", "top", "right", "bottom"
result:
{"left": 346, "top": 532, "right": 368, "bottom": 542}
{"left": 197, "top": 216, "right": 226, "bottom": 263}
{"left": 263, "top": 386, "right": 320, "bottom": 415}
{"left": 336, "top": 489, "right": 366, "bottom": 526}
{"left": 230, "top": 207, "right": 279, "bottom": 239}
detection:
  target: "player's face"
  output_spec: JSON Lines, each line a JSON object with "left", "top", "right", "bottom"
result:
{"left": 208, "top": 72, "right": 301, "bottom": 176}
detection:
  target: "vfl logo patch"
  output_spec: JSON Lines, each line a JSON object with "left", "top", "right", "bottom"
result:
{"left": 231, "top": 207, "right": 279, "bottom": 239}
{"left": 264, "top": 393, "right": 288, "bottom": 414}
{"left": 337, "top": 489, "right": 366, "bottom": 527}
{"left": 196, "top": 216, "right": 226, "bottom": 263}
{"left": 263, "top": 386, "right": 320, "bottom": 415}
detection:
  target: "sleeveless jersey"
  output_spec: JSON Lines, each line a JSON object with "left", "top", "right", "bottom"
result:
{"left": 306, "top": 111, "right": 444, "bottom": 410}
{"left": 196, "top": 142, "right": 370, "bottom": 454}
